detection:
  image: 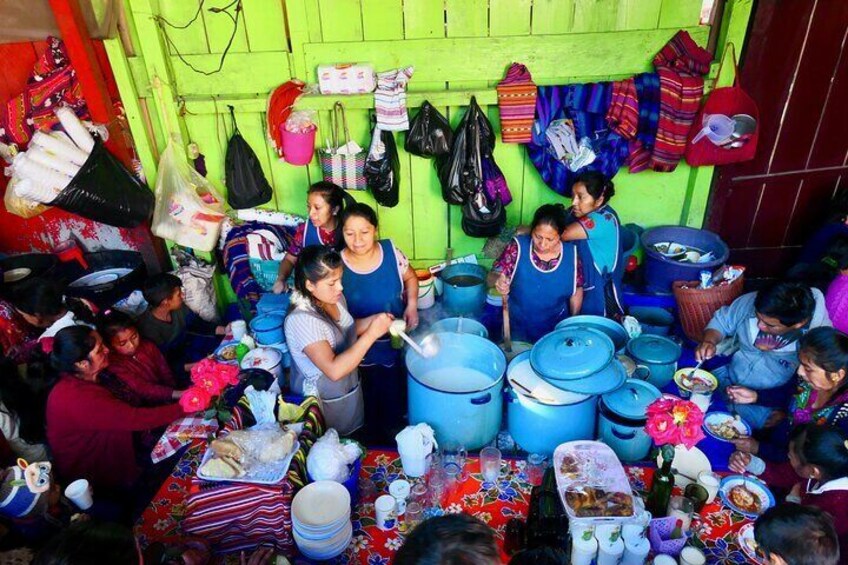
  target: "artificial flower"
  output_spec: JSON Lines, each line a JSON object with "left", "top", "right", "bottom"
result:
{"left": 180, "top": 387, "right": 212, "bottom": 413}
{"left": 644, "top": 398, "right": 705, "bottom": 449}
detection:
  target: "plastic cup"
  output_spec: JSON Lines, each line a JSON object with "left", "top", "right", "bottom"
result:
{"left": 679, "top": 546, "right": 706, "bottom": 565}
{"left": 410, "top": 482, "right": 428, "bottom": 505}
{"left": 525, "top": 453, "right": 546, "bottom": 486}
{"left": 684, "top": 483, "right": 709, "bottom": 512}
{"left": 404, "top": 502, "right": 423, "bottom": 532}
{"left": 697, "top": 471, "right": 720, "bottom": 504}
{"left": 479, "top": 447, "right": 501, "bottom": 483}
{"left": 230, "top": 320, "right": 247, "bottom": 340}
{"left": 622, "top": 536, "right": 650, "bottom": 565}
{"left": 571, "top": 534, "right": 598, "bottom": 565}
{"left": 597, "top": 538, "right": 625, "bottom": 565}
{"left": 64, "top": 479, "right": 93, "bottom": 510}
{"left": 375, "top": 495, "right": 396, "bottom": 531}
{"left": 389, "top": 320, "right": 407, "bottom": 349}
{"left": 653, "top": 555, "right": 677, "bottom": 565}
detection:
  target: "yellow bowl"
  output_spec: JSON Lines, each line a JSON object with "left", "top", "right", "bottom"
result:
{"left": 673, "top": 368, "right": 718, "bottom": 397}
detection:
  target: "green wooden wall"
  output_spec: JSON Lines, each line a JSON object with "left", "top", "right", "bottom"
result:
{"left": 107, "top": 0, "right": 754, "bottom": 271}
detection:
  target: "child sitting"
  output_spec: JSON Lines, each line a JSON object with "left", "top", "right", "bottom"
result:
{"left": 97, "top": 311, "right": 184, "bottom": 406}
{"left": 696, "top": 281, "right": 831, "bottom": 430}
{"left": 137, "top": 273, "right": 226, "bottom": 378}
{"left": 754, "top": 503, "right": 840, "bottom": 565}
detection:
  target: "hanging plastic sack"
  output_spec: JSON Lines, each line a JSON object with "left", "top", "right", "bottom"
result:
{"left": 482, "top": 155, "right": 512, "bottom": 206}
{"left": 685, "top": 43, "right": 759, "bottom": 166}
{"left": 49, "top": 138, "right": 153, "bottom": 227}
{"left": 438, "top": 96, "right": 495, "bottom": 205}
{"left": 152, "top": 141, "right": 226, "bottom": 252}
{"left": 172, "top": 247, "right": 219, "bottom": 323}
{"left": 461, "top": 189, "right": 505, "bottom": 238}
{"left": 364, "top": 125, "right": 400, "bottom": 207}
{"left": 405, "top": 101, "right": 452, "bottom": 157}
{"left": 225, "top": 106, "right": 273, "bottom": 209}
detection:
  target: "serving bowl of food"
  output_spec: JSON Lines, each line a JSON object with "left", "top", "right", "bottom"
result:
{"left": 719, "top": 475, "right": 775, "bottom": 519}
{"left": 674, "top": 368, "right": 718, "bottom": 398}
{"left": 703, "top": 411, "right": 751, "bottom": 442}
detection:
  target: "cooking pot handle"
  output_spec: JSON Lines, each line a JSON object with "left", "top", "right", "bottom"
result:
{"left": 633, "top": 364, "right": 652, "bottom": 381}
{"left": 504, "top": 387, "right": 517, "bottom": 402}
{"left": 471, "top": 393, "right": 492, "bottom": 405}
{"left": 611, "top": 426, "right": 637, "bottom": 440}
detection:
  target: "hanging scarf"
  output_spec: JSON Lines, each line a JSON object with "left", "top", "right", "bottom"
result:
{"left": 627, "top": 72, "right": 661, "bottom": 173}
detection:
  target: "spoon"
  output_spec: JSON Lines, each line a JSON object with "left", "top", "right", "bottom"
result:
{"left": 395, "top": 328, "right": 439, "bottom": 358}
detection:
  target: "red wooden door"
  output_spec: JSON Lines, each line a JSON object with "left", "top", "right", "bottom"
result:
{"left": 705, "top": 0, "right": 848, "bottom": 279}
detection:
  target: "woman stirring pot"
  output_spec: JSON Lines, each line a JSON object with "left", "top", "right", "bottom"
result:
{"left": 284, "top": 246, "right": 393, "bottom": 435}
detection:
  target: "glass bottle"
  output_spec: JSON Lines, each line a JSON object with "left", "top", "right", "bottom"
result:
{"left": 646, "top": 445, "right": 675, "bottom": 517}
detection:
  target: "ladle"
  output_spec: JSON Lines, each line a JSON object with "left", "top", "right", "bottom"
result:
{"left": 395, "top": 328, "right": 440, "bottom": 358}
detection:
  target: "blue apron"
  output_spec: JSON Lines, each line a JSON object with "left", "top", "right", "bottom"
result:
{"left": 342, "top": 239, "right": 405, "bottom": 366}
{"left": 510, "top": 235, "right": 577, "bottom": 343}
{"left": 576, "top": 205, "right": 624, "bottom": 318}
{"left": 302, "top": 220, "right": 324, "bottom": 248}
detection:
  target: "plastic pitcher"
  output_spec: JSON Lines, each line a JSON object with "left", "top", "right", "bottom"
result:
{"left": 691, "top": 114, "right": 735, "bottom": 145}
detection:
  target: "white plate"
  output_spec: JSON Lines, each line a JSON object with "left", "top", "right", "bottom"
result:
{"left": 296, "top": 522, "right": 353, "bottom": 560}
{"left": 703, "top": 411, "right": 751, "bottom": 443}
{"left": 656, "top": 445, "right": 711, "bottom": 488}
{"left": 292, "top": 480, "right": 352, "bottom": 527}
{"left": 196, "top": 439, "right": 299, "bottom": 485}
{"left": 737, "top": 523, "right": 766, "bottom": 564}
{"left": 69, "top": 268, "right": 132, "bottom": 288}
{"left": 719, "top": 475, "right": 775, "bottom": 519}
{"left": 213, "top": 341, "right": 240, "bottom": 365}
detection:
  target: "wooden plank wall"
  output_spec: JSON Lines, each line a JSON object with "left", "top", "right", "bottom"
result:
{"left": 111, "top": 0, "right": 754, "bottom": 268}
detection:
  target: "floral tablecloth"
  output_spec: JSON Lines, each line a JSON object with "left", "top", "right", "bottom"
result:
{"left": 136, "top": 448, "right": 756, "bottom": 564}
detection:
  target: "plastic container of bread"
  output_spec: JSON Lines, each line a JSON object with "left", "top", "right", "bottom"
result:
{"left": 554, "top": 441, "right": 636, "bottom": 524}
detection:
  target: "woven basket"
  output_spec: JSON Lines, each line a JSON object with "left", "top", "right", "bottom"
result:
{"left": 673, "top": 275, "right": 745, "bottom": 342}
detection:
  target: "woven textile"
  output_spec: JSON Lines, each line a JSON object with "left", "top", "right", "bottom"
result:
{"left": 374, "top": 67, "right": 414, "bottom": 131}
{"left": 496, "top": 63, "right": 537, "bottom": 143}
{"left": 605, "top": 77, "right": 639, "bottom": 140}
{"left": 627, "top": 72, "right": 662, "bottom": 173}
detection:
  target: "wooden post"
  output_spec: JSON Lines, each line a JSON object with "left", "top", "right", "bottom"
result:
{"left": 47, "top": 0, "right": 133, "bottom": 166}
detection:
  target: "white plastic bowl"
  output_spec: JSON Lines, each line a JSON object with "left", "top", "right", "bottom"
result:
{"left": 292, "top": 480, "right": 351, "bottom": 528}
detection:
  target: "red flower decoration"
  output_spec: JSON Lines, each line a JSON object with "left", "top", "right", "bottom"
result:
{"left": 180, "top": 387, "right": 212, "bottom": 413}
{"left": 190, "top": 358, "right": 240, "bottom": 393}
{"left": 644, "top": 398, "right": 705, "bottom": 449}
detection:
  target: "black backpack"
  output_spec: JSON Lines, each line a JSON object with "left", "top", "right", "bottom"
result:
{"left": 225, "top": 105, "right": 273, "bottom": 209}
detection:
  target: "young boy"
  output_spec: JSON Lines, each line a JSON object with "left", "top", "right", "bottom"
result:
{"left": 754, "top": 503, "right": 840, "bottom": 565}
{"left": 137, "top": 274, "right": 225, "bottom": 379}
{"left": 696, "top": 281, "right": 831, "bottom": 430}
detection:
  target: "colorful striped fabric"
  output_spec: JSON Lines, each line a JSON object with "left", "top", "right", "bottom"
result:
{"left": 374, "top": 67, "right": 414, "bottom": 131}
{"left": 181, "top": 397, "right": 325, "bottom": 553}
{"left": 627, "top": 72, "right": 662, "bottom": 173}
{"left": 648, "top": 30, "right": 712, "bottom": 172}
{"left": 496, "top": 63, "right": 537, "bottom": 144}
{"left": 605, "top": 77, "right": 639, "bottom": 140}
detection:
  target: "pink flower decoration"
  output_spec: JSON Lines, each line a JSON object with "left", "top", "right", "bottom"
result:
{"left": 191, "top": 358, "right": 240, "bottom": 392}
{"left": 180, "top": 387, "right": 212, "bottom": 413}
{"left": 644, "top": 398, "right": 705, "bottom": 449}
{"left": 645, "top": 412, "right": 677, "bottom": 445}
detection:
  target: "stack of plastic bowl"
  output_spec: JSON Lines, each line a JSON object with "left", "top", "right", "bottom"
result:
{"left": 292, "top": 481, "right": 352, "bottom": 560}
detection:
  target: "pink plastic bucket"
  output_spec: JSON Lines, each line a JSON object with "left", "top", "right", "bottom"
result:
{"left": 281, "top": 125, "right": 316, "bottom": 166}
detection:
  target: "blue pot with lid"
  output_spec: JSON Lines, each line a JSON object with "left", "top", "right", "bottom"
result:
{"left": 625, "top": 334, "right": 682, "bottom": 389}
{"left": 598, "top": 378, "right": 662, "bottom": 462}
{"left": 555, "top": 315, "right": 630, "bottom": 353}
{"left": 529, "top": 327, "right": 626, "bottom": 395}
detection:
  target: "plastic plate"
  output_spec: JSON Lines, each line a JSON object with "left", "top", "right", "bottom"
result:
{"left": 719, "top": 475, "right": 775, "bottom": 519}
{"left": 737, "top": 523, "right": 767, "bottom": 564}
{"left": 213, "top": 341, "right": 240, "bottom": 365}
{"left": 703, "top": 411, "right": 752, "bottom": 443}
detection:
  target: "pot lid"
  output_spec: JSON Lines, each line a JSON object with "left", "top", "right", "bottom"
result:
{"left": 546, "top": 358, "right": 627, "bottom": 395}
{"left": 257, "top": 292, "right": 290, "bottom": 312}
{"left": 530, "top": 327, "right": 614, "bottom": 381}
{"left": 507, "top": 353, "right": 590, "bottom": 405}
{"left": 626, "top": 335, "right": 682, "bottom": 365}
{"left": 250, "top": 313, "right": 284, "bottom": 331}
{"left": 601, "top": 378, "right": 661, "bottom": 420}
{"left": 240, "top": 347, "right": 282, "bottom": 370}
{"left": 555, "top": 315, "right": 629, "bottom": 352}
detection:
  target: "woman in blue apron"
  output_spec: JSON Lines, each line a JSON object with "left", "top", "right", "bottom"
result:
{"left": 489, "top": 204, "right": 583, "bottom": 343}
{"left": 273, "top": 182, "right": 355, "bottom": 293}
{"left": 561, "top": 172, "right": 625, "bottom": 320}
{"left": 340, "top": 203, "right": 419, "bottom": 443}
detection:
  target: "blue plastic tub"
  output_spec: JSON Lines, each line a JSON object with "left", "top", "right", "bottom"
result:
{"left": 440, "top": 263, "right": 488, "bottom": 316}
{"left": 250, "top": 313, "right": 285, "bottom": 345}
{"left": 641, "top": 226, "right": 729, "bottom": 294}
{"left": 257, "top": 292, "right": 290, "bottom": 315}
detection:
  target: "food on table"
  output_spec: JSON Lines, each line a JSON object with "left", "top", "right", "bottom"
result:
{"left": 199, "top": 454, "right": 246, "bottom": 478}
{"left": 226, "top": 428, "right": 298, "bottom": 464}
{"left": 708, "top": 419, "right": 746, "bottom": 440}
{"left": 729, "top": 484, "right": 761, "bottom": 514}
{"left": 559, "top": 454, "right": 581, "bottom": 479}
{"left": 210, "top": 438, "right": 245, "bottom": 462}
{"left": 565, "top": 487, "right": 634, "bottom": 517}
{"left": 217, "top": 345, "right": 238, "bottom": 361}
{"left": 680, "top": 373, "right": 714, "bottom": 392}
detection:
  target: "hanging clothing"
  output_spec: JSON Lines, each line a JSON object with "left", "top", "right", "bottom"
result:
{"left": 284, "top": 295, "right": 364, "bottom": 436}
{"left": 505, "top": 235, "right": 579, "bottom": 343}
{"left": 648, "top": 30, "right": 712, "bottom": 172}
{"left": 496, "top": 63, "right": 537, "bottom": 144}
{"left": 374, "top": 67, "right": 414, "bottom": 131}
{"left": 627, "top": 73, "right": 662, "bottom": 173}
{"left": 574, "top": 205, "right": 625, "bottom": 319}
{"left": 605, "top": 78, "right": 639, "bottom": 140}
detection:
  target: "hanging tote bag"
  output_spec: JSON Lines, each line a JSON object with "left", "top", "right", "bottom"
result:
{"left": 225, "top": 105, "right": 273, "bottom": 209}
{"left": 319, "top": 102, "right": 367, "bottom": 190}
{"left": 685, "top": 43, "right": 760, "bottom": 166}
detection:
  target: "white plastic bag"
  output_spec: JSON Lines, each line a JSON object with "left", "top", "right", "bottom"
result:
{"left": 306, "top": 429, "right": 362, "bottom": 482}
{"left": 152, "top": 141, "right": 226, "bottom": 252}
{"left": 171, "top": 247, "right": 219, "bottom": 322}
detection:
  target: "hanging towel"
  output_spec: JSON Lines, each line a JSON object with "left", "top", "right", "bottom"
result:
{"left": 627, "top": 73, "right": 662, "bottom": 173}
{"left": 605, "top": 77, "right": 639, "bottom": 140}
{"left": 648, "top": 30, "right": 713, "bottom": 172}
{"left": 496, "top": 63, "right": 537, "bottom": 144}
{"left": 374, "top": 67, "right": 414, "bottom": 131}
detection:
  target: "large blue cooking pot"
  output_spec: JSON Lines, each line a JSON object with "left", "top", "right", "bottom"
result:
{"left": 406, "top": 332, "right": 506, "bottom": 449}
{"left": 506, "top": 351, "right": 596, "bottom": 455}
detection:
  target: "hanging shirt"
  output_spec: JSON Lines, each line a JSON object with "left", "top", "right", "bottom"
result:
{"left": 374, "top": 67, "right": 414, "bottom": 131}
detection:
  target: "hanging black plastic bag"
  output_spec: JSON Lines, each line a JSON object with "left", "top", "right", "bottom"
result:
{"left": 225, "top": 105, "right": 273, "bottom": 209}
{"left": 405, "top": 101, "right": 452, "bottom": 157}
{"left": 364, "top": 126, "right": 400, "bottom": 207}
{"left": 50, "top": 138, "right": 153, "bottom": 228}
{"left": 438, "top": 96, "right": 495, "bottom": 205}
{"left": 461, "top": 189, "right": 505, "bottom": 238}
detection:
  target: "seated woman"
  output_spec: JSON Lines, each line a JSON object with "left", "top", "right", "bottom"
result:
{"left": 340, "top": 203, "right": 418, "bottom": 442}
{"left": 696, "top": 281, "right": 831, "bottom": 430}
{"left": 97, "top": 311, "right": 184, "bottom": 406}
{"left": 560, "top": 172, "right": 624, "bottom": 320}
{"left": 45, "top": 326, "right": 183, "bottom": 499}
{"left": 729, "top": 327, "right": 848, "bottom": 467}
{"left": 273, "top": 182, "right": 354, "bottom": 294}
{"left": 284, "top": 245, "right": 393, "bottom": 436}
{"left": 489, "top": 204, "right": 583, "bottom": 343}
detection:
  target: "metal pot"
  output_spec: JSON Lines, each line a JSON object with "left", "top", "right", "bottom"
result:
{"left": 597, "top": 379, "right": 661, "bottom": 462}
{"left": 406, "top": 332, "right": 505, "bottom": 449}
{"left": 506, "top": 351, "right": 596, "bottom": 455}
{"left": 250, "top": 313, "right": 285, "bottom": 345}
{"left": 625, "top": 335, "right": 682, "bottom": 389}
{"left": 241, "top": 347, "right": 283, "bottom": 386}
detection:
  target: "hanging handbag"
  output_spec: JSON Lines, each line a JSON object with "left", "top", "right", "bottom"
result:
{"left": 319, "top": 102, "right": 367, "bottom": 190}
{"left": 684, "top": 43, "right": 760, "bottom": 166}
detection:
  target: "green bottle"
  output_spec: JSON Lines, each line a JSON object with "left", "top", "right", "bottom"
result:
{"left": 646, "top": 445, "right": 675, "bottom": 517}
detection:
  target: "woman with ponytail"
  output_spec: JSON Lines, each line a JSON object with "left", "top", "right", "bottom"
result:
{"left": 273, "top": 182, "right": 355, "bottom": 293}
{"left": 283, "top": 245, "right": 393, "bottom": 435}
{"left": 561, "top": 172, "right": 625, "bottom": 320}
